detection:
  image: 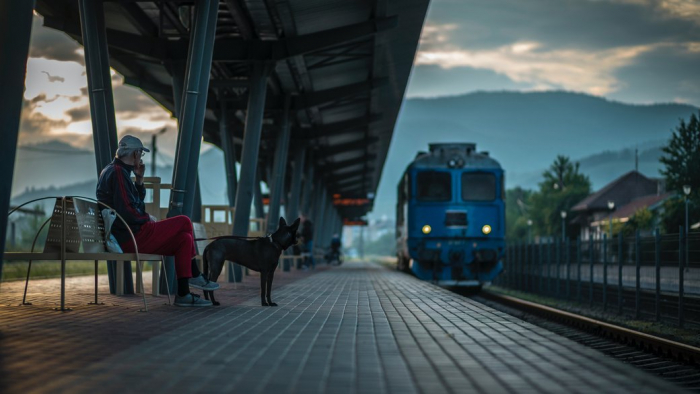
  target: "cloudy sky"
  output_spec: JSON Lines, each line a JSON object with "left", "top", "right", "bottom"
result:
{"left": 408, "top": 0, "right": 700, "bottom": 105}
{"left": 13, "top": 0, "right": 700, "bottom": 189}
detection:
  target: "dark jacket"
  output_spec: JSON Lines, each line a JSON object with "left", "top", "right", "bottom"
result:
{"left": 300, "top": 220, "right": 313, "bottom": 242}
{"left": 96, "top": 158, "right": 150, "bottom": 245}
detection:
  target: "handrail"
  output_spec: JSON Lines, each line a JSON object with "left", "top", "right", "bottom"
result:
{"left": 7, "top": 196, "right": 63, "bottom": 217}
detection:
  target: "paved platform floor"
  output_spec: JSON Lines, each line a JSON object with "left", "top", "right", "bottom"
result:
{"left": 0, "top": 261, "right": 687, "bottom": 394}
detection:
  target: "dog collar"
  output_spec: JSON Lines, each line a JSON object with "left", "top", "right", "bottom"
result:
{"left": 267, "top": 234, "right": 284, "bottom": 252}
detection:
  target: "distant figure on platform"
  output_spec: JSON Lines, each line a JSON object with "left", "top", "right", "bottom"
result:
{"left": 96, "top": 135, "right": 219, "bottom": 307}
{"left": 299, "top": 215, "right": 314, "bottom": 270}
{"left": 326, "top": 233, "right": 342, "bottom": 265}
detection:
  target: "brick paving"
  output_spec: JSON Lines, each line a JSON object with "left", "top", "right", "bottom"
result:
{"left": 0, "top": 261, "right": 686, "bottom": 394}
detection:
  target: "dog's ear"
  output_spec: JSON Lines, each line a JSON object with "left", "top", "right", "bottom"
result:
{"left": 290, "top": 218, "right": 300, "bottom": 231}
{"left": 278, "top": 217, "right": 287, "bottom": 229}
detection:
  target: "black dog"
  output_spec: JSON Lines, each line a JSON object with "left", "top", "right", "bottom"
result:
{"left": 202, "top": 217, "right": 300, "bottom": 306}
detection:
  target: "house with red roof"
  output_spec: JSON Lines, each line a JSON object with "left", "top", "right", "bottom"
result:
{"left": 570, "top": 171, "right": 669, "bottom": 239}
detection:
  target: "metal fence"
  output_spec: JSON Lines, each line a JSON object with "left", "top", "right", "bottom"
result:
{"left": 496, "top": 229, "right": 700, "bottom": 328}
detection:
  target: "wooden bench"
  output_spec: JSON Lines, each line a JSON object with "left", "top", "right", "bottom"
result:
{"left": 3, "top": 196, "right": 170, "bottom": 311}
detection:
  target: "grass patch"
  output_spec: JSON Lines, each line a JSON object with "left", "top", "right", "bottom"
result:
{"left": 486, "top": 285, "right": 700, "bottom": 348}
{"left": 1, "top": 261, "right": 154, "bottom": 282}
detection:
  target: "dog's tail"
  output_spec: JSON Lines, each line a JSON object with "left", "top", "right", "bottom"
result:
{"left": 203, "top": 246, "right": 210, "bottom": 279}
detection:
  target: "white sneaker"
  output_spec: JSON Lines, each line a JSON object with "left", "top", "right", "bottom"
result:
{"left": 174, "top": 293, "right": 212, "bottom": 307}
{"left": 189, "top": 275, "right": 220, "bottom": 291}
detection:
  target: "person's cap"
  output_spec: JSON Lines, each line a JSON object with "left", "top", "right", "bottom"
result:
{"left": 118, "top": 135, "right": 150, "bottom": 152}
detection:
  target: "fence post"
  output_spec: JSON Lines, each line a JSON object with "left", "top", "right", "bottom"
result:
{"left": 618, "top": 231, "right": 623, "bottom": 315}
{"left": 556, "top": 237, "right": 561, "bottom": 298}
{"left": 566, "top": 238, "right": 571, "bottom": 299}
{"left": 548, "top": 238, "right": 553, "bottom": 295}
{"left": 655, "top": 228, "right": 661, "bottom": 322}
{"left": 539, "top": 239, "right": 543, "bottom": 294}
{"left": 589, "top": 236, "right": 594, "bottom": 307}
{"left": 517, "top": 240, "right": 522, "bottom": 291}
{"left": 603, "top": 233, "right": 608, "bottom": 312}
{"left": 679, "top": 226, "right": 685, "bottom": 328}
{"left": 577, "top": 237, "right": 582, "bottom": 302}
{"left": 635, "top": 230, "right": 641, "bottom": 319}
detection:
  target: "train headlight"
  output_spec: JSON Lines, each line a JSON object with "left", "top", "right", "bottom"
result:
{"left": 481, "top": 224, "right": 492, "bottom": 235}
{"left": 422, "top": 225, "right": 432, "bottom": 234}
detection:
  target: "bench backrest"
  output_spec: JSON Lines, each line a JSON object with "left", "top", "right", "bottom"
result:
{"left": 43, "top": 198, "right": 109, "bottom": 254}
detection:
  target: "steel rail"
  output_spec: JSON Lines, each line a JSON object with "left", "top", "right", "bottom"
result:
{"left": 481, "top": 290, "right": 700, "bottom": 364}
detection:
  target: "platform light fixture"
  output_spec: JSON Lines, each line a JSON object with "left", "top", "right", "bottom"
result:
{"left": 422, "top": 225, "right": 432, "bottom": 234}
{"left": 482, "top": 224, "right": 492, "bottom": 235}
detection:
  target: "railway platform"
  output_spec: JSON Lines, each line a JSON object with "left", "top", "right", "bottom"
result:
{"left": 0, "top": 261, "right": 688, "bottom": 394}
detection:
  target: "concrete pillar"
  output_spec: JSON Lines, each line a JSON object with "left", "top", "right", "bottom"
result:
{"left": 0, "top": 0, "right": 34, "bottom": 282}
{"left": 286, "top": 143, "right": 306, "bottom": 222}
{"left": 168, "top": 0, "right": 218, "bottom": 218}
{"left": 312, "top": 185, "right": 328, "bottom": 249}
{"left": 233, "top": 62, "right": 271, "bottom": 237}
{"left": 266, "top": 96, "right": 292, "bottom": 231}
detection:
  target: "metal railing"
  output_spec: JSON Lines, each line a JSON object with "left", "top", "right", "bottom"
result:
{"left": 497, "top": 229, "right": 700, "bottom": 328}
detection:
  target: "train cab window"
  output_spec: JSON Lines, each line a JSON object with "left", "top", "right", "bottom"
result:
{"left": 416, "top": 171, "right": 452, "bottom": 202}
{"left": 461, "top": 172, "right": 496, "bottom": 201}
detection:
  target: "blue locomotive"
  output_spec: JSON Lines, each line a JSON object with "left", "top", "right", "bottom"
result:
{"left": 395, "top": 143, "right": 504, "bottom": 287}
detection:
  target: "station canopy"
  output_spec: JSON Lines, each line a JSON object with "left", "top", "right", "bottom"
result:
{"left": 35, "top": 0, "right": 429, "bottom": 220}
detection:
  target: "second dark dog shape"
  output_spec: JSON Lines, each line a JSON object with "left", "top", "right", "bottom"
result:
{"left": 202, "top": 217, "right": 300, "bottom": 306}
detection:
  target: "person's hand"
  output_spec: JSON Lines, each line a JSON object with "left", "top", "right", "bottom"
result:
{"left": 149, "top": 214, "right": 157, "bottom": 222}
{"left": 134, "top": 158, "right": 145, "bottom": 184}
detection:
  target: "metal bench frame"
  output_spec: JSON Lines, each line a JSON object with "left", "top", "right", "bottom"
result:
{"left": 4, "top": 196, "right": 170, "bottom": 312}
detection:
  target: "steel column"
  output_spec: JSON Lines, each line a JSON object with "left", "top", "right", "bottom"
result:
{"left": 79, "top": 0, "right": 119, "bottom": 173}
{"left": 79, "top": 0, "right": 133, "bottom": 294}
{"left": 168, "top": 0, "right": 219, "bottom": 218}
{"left": 0, "top": 0, "right": 34, "bottom": 283}
{"left": 267, "top": 96, "right": 292, "bottom": 230}
{"left": 301, "top": 155, "right": 315, "bottom": 216}
{"left": 219, "top": 100, "right": 238, "bottom": 207}
{"left": 254, "top": 170, "right": 265, "bottom": 219}
{"left": 159, "top": 61, "right": 186, "bottom": 295}
{"left": 286, "top": 143, "right": 306, "bottom": 221}
{"left": 232, "top": 62, "right": 272, "bottom": 237}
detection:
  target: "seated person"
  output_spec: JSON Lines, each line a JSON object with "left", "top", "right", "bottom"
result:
{"left": 96, "top": 135, "right": 219, "bottom": 307}
{"left": 327, "top": 234, "right": 342, "bottom": 264}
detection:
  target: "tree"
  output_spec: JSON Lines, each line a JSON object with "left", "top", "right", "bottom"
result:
{"left": 660, "top": 111, "right": 700, "bottom": 194}
{"left": 529, "top": 155, "right": 591, "bottom": 237}
{"left": 505, "top": 187, "right": 533, "bottom": 241}
{"left": 620, "top": 207, "right": 654, "bottom": 237}
{"left": 659, "top": 111, "right": 700, "bottom": 233}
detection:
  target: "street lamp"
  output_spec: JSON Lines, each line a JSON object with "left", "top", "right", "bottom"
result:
{"left": 684, "top": 185, "right": 691, "bottom": 270}
{"left": 527, "top": 219, "right": 533, "bottom": 244}
{"left": 560, "top": 211, "right": 567, "bottom": 239}
{"left": 607, "top": 200, "right": 615, "bottom": 238}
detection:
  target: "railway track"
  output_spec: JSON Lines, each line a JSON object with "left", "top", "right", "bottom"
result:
{"left": 473, "top": 290, "right": 700, "bottom": 392}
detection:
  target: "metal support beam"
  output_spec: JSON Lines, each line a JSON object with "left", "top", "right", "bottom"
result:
{"left": 306, "top": 114, "right": 382, "bottom": 140}
{"left": 312, "top": 183, "right": 328, "bottom": 247}
{"left": 79, "top": 0, "right": 133, "bottom": 294}
{"left": 325, "top": 154, "right": 377, "bottom": 172}
{"left": 254, "top": 169, "right": 265, "bottom": 219}
{"left": 219, "top": 100, "right": 238, "bottom": 206}
{"left": 267, "top": 96, "right": 292, "bottom": 230}
{"left": 301, "top": 157, "right": 315, "bottom": 216}
{"left": 319, "top": 137, "right": 379, "bottom": 157}
{"left": 286, "top": 143, "right": 306, "bottom": 222}
{"left": 79, "top": 0, "right": 119, "bottom": 173}
{"left": 233, "top": 62, "right": 272, "bottom": 237}
{"left": 0, "top": 0, "right": 34, "bottom": 283}
{"left": 168, "top": 0, "right": 219, "bottom": 218}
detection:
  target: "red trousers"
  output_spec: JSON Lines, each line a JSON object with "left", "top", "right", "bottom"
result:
{"left": 120, "top": 215, "right": 195, "bottom": 278}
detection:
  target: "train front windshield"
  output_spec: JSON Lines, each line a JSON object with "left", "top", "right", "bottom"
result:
{"left": 461, "top": 172, "right": 496, "bottom": 201}
{"left": 416, "top": 171, "right": 451, "bottom": 202}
